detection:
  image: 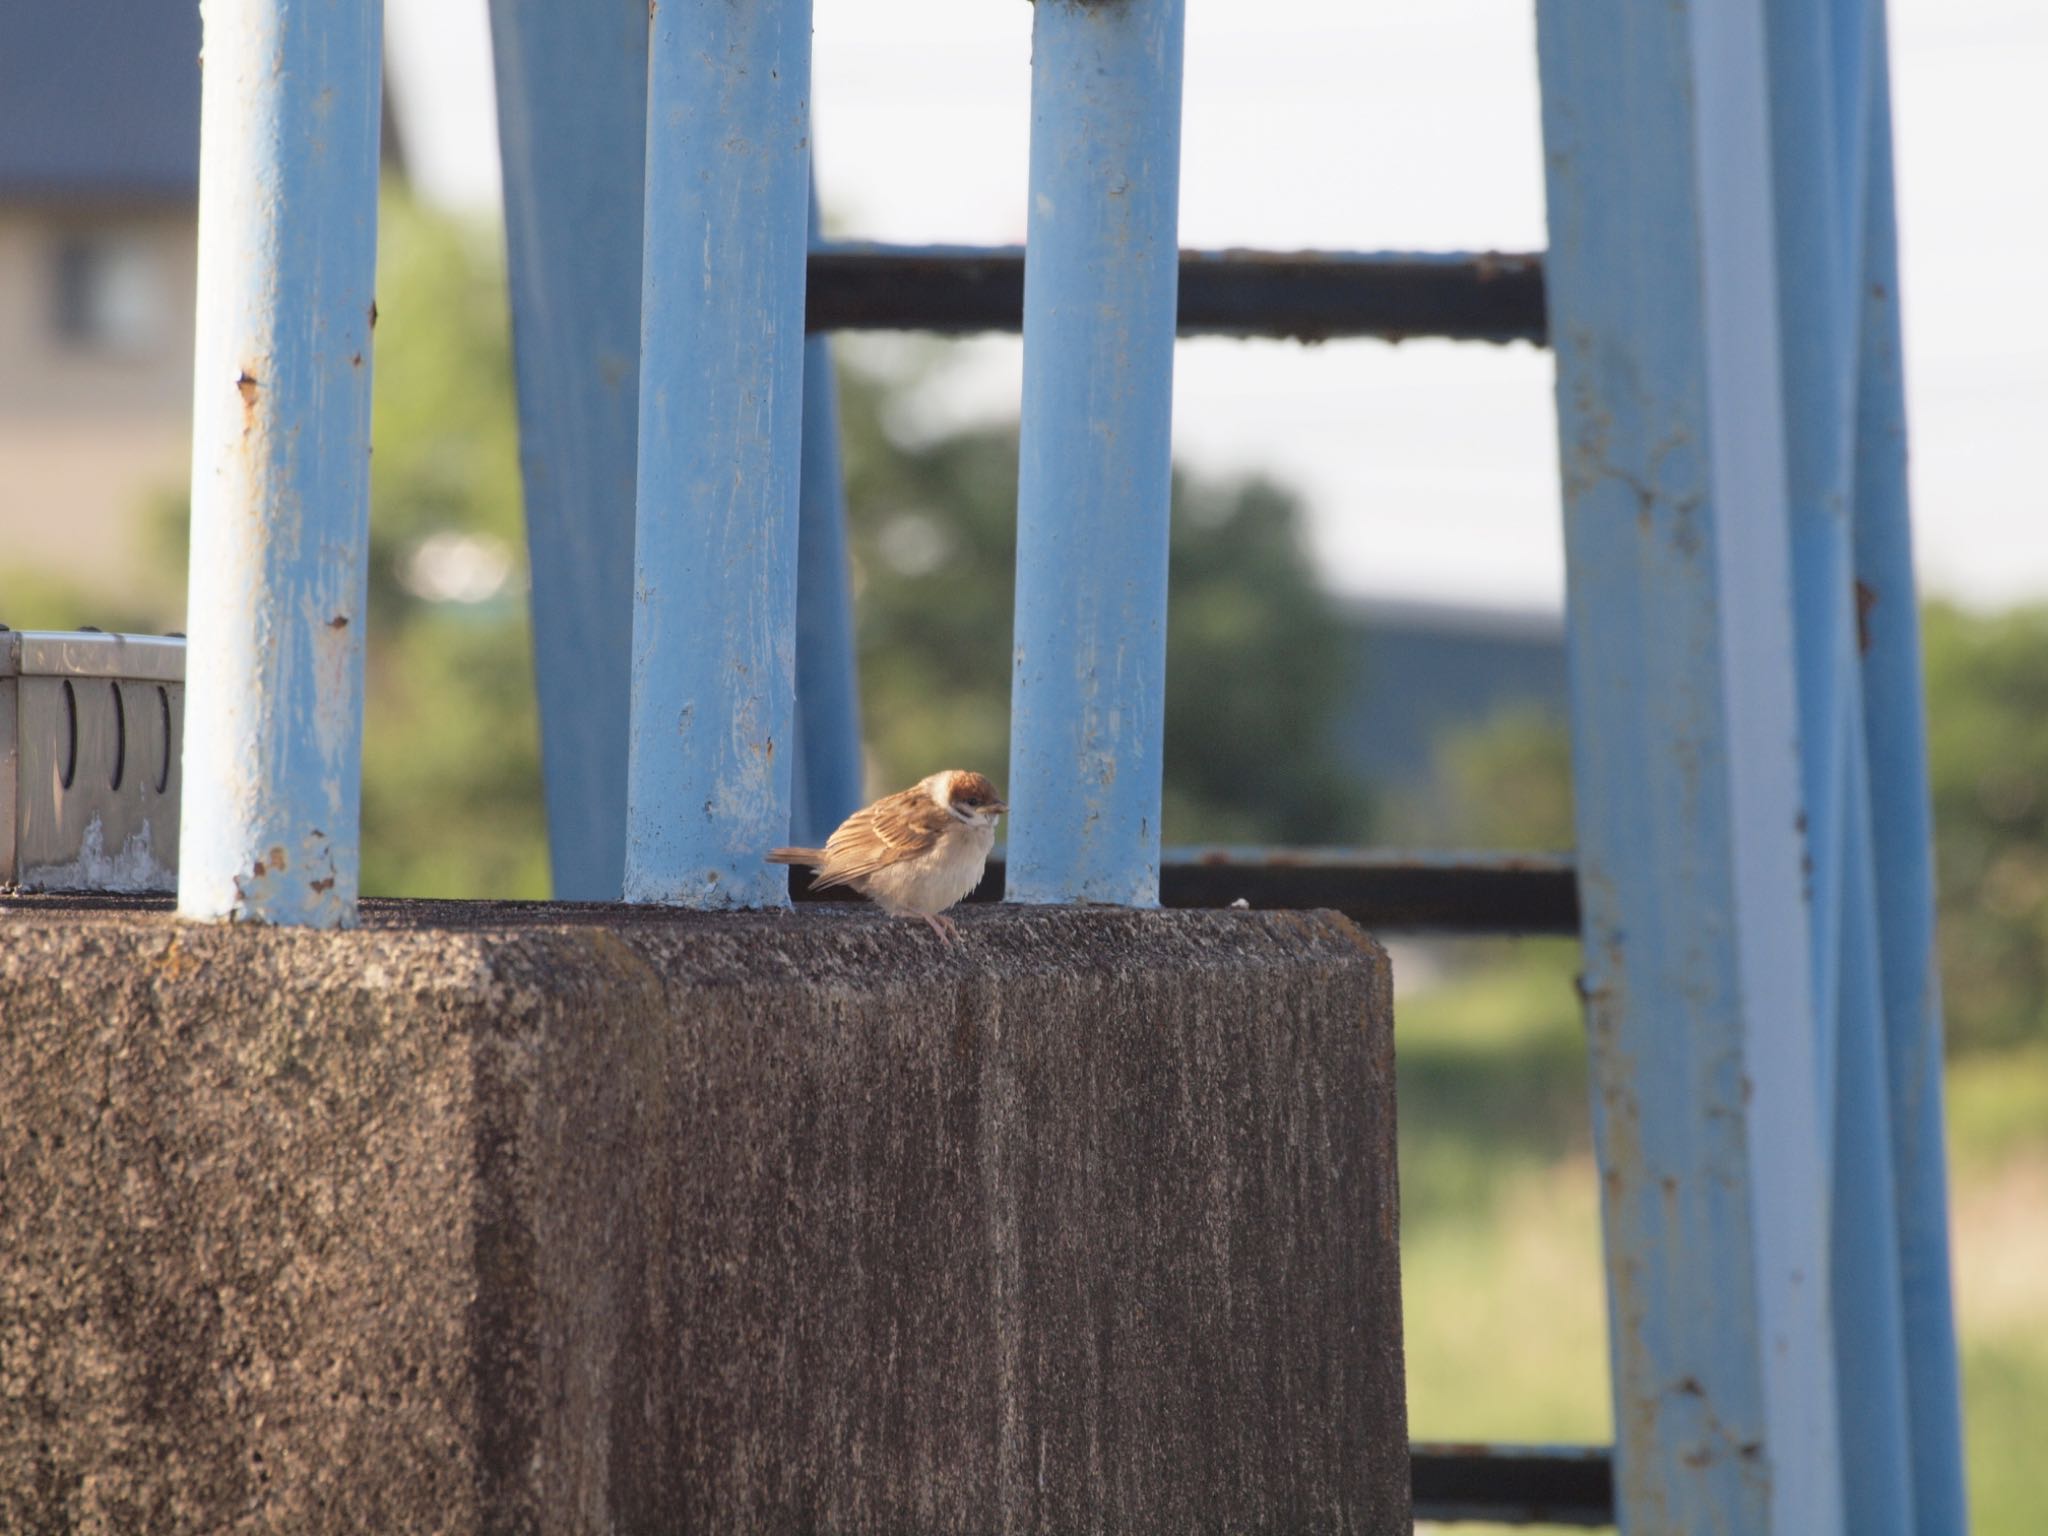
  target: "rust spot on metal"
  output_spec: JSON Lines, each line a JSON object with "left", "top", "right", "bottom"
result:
{"left": 268, "top": 845, "right": 288, "bottom": 873}
{"left": 351, "top": 352, "right": 363, "bottom": 368}
{"left": 1855, "top": 579, "right": 1878, "bottom": 654}
{"left": 251, "top": 859, "right": 265, "bottom": 879}
{"left": 328, "top": 615, "right": 349, "bottom": 630}
{"left": 309, "top": 876, "right": 335, "bottom": 893}
{"left": 367, "top": 299, "right": 379, "bottom": 330}
{"left": 235, "top": 370, "right": 259, "bottom": 429}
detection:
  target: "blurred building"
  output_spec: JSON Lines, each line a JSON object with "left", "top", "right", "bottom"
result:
{"left": 0, "top": 4, "right": 407, "bottom": 614}
{"left": 1337, "top": 596, "right": 1567, "bottom": 803}
{"left": 0, "top": 4, "right": 202, "bottom": 603}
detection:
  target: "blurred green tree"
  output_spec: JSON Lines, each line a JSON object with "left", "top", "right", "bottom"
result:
{"left": 65, "top": 192, "right": 1366, "bottom": 896}
{"left": 351, "top": 190, "right": 549, "bottom": 899}
{"left": 1407, "top": 601, "right": 2048, "bottom": 1055}
{"left": 1923, "top": 600, "right": 2048, "bottom": 1053}
{"left": 6, "top": 192, "right": 2044, "bottom": 1067}
{"left": 1383, "top": 702, "right": 1576, "bottom": 851}
{"left": 836, "top": 346, "right": 1370, "bottom": 846}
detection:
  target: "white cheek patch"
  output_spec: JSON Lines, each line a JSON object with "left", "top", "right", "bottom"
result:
{"left": 928, "top": 771, "right": 957, "bottom": 810}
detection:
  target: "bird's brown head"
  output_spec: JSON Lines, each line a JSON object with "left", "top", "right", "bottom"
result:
{"left": 941, "top": 770, "right": 1007, "bottom": 824}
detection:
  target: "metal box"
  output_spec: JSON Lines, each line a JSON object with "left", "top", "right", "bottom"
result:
{"left": 1, "top": 630, "right": 184, "bottom": 892}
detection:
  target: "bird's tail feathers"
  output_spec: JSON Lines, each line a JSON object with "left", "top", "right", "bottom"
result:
{"left": 766, "top": 847, "right": 825, "bottom": 867}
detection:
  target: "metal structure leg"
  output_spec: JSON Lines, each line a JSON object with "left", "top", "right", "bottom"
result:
{"left": 487, "top": 0, "right": 648, "bottom": 900}
{"left": 623, "top": 0, "right": 814, "bottom": 907}
{"left": 1852, "top": 11, "right": 1969, "bottom": 1527}
{"left": 179, "top": 0, "right": 382, "bottom": 927}
{"left": 1536, "top": 1, "right": 1846, "bottom": 1528}
{"left": 1005, "top": 0, "right": 1187, "bottom": 906}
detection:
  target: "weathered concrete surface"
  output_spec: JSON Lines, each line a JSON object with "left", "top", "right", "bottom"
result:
{"left": 0, "top": 898, "right": 1405, "bottom": 1534}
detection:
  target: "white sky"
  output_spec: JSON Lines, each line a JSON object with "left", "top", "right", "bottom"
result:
{"left": 385, "top": 0, "right": 2047, "bottom": 615}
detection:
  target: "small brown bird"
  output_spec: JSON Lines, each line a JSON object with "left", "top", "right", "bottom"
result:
{"left": 768, "top": 770, "right": 1006, "bottom": 941}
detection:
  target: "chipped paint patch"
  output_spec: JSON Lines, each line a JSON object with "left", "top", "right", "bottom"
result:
{"left": 20, "top": 816, "right": 175, "bottom": 894}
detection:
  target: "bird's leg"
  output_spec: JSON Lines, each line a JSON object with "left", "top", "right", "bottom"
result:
{"left": 918, "top": 911, "right": 957, "bottom": 945}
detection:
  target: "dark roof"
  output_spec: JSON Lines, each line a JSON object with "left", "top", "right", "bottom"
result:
{"left": 0, "top": 2, "right": 201, "bottom": 201}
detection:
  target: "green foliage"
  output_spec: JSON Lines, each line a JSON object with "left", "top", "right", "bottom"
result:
{"left": 0, "top": 566, "right": 172, "bottom": 635}
{"left": 1923, "top": 601, "right": 2048, "bottom": 1053}
{"left": 350, "top": 190, "right": 547, "bottom": 897}
{"left": 30, "top": 192, "right": 1363, "bottom": 897}
{"left": 353, "top": 197, "right": 1371, "bottom": 892}
{"left": 1392, "top": 945, "right": 2048, "bottom": 1535}
{"left": 1387, "top": 701, "right": 1576, "bottom": 850}
{"left": 839, "top": 349, "right": 1369, "bottom": 846}
{"left": 1409, "top": 600, "right": 2048, "bottom": 1054}
{"left": 1393, "top": 938, "right": 1589, "bottom": 1224}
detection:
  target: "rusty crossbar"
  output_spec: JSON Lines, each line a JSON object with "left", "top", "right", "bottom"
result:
{"left": 789, "top": 847, "right": 1580, "bottom": 935}
{"left": 805, "top": 243, "right": 1548, "bottom": 345}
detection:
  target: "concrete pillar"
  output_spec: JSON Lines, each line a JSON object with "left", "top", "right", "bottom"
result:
{"left": 1, "top": 901, "right": 1408, "bottom": 1532}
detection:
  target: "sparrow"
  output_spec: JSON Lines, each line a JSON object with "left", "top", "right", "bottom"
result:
{"left": 768, "top": 770, "right": 1006, "bottom": 942}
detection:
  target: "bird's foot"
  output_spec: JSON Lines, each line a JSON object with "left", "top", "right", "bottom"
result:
{"left": 918, "top": 910, "right": 959, "bottom": 945}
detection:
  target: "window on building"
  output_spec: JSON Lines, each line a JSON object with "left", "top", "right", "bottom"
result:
{"left": 51, "top": 232, "right": 166, "bottom": 354}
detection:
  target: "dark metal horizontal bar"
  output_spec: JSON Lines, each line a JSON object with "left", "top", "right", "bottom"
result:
{"left": 791, "top": 848, "right": 1580, "bottom": 935}
{"left": 806, "top": 243, "right": 1548, "bottom": 345}
{"left": 1159, "top": 847, "right": 1579, "bottom": 933}
{"left": 1411, "top": 1442, "right": 1615, "bottom": 1527}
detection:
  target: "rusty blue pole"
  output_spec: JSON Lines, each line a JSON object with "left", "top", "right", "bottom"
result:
{"left": 487, "top": 0, "right": 647, "bottom": 900}
{"left": 1854, "top": 10, "right": 1968, "bottom": 1526}
{"left": 1762, "top": 1, "right": 1923, "bottom": 1528}
{"left": 179, "top": 0, "right": 381, "bottom": 927}
{"left": 1006, "top": 0, "right": 1187, "bottom": 906}
{"left": 1536, "top": 0, "right": 1846, "bottom": 1529}
{"left": 622, "top": 0, "right": 812, "bottom": 907}
{"left": 792, "top": 185, "right": 864, "bottom": 846}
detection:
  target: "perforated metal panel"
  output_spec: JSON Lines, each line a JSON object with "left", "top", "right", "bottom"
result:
{"left": 0, "top": 631, "right": 183, "bottom": 892}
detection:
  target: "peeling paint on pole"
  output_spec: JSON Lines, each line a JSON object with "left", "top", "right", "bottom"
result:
{"left": 179, "top": 0, "right": 381, "bottom": 927}
{"left": 1006, "top": 0, "right": 1187, "bottom": 906}
{"left": 1762, "top": 2, "right": 1917, "bottom": 1527}
{"left": 1536, "top": 0, "right": 1847, "bottom": 1529}
{"left": 623, "top": 0, "right": 813, "bottom": 907}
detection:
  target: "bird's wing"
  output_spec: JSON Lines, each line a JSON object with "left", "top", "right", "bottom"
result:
{"left": 809, "top": 787, "right": 950, "bottom": 890}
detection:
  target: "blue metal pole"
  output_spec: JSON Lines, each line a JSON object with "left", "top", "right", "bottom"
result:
{"left": 1762, "top": 3, "right": 1915, "bottom": 1526}
{"left": 792, "top": 187, "right": 864, "bottom": 845}
{"left": 1007, "top": 0, "right": 1187, "bottom": 906}
{"left": 179, "top": 0, "right": 381, "bottom": 927}
{"left": 623, "top": 0, "right": 812, "bottom": 907}
{"left": 1854, "top": 10, "right": 1969, "bottom": 1525}
{"left": 487, "top": 0, "right": 648, "bottom": 900}
{"left": 1535, "top": 1, "right": 1846, "bottom": 1530}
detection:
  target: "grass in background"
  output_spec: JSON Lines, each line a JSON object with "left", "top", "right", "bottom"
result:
{"left": 1396, "top": 945, "right": 2048, "bottom": 1535}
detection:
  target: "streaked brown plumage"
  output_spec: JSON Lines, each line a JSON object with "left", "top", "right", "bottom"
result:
{"left": 768, "top": 769, "right": 1005, "bottom": 941}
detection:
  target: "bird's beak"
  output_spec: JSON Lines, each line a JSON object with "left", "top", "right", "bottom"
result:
{"left": 988, "top": 801, "right": 1007, "bottom": 816}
